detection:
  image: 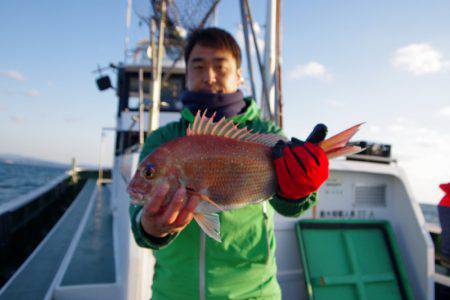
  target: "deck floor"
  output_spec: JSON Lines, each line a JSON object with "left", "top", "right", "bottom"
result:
{"left": 0, "top": 179, "right": 97, "bottom": 300}
{"left": 61, "top": 184, "right": 115, "bottom": 285}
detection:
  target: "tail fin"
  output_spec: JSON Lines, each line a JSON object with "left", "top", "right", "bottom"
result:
{"left": 319, "top": 123, "right": 364, "bottom": 159}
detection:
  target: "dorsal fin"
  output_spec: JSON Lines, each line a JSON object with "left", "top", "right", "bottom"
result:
{"left": 187, "top": 110, "right": 285, "bottom": 147}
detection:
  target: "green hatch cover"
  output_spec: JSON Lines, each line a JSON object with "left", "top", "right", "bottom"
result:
{"left": 296, "top": 220, "right": 414, "bottom": 300}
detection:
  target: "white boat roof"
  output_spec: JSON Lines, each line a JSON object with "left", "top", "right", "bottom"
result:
{"left": 330, "top": 158, "right": 403, "bottom": 177}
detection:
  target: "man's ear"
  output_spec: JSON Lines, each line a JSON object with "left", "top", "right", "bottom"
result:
{"left": 237, "top": 68, "right": 244, "bottom": 85}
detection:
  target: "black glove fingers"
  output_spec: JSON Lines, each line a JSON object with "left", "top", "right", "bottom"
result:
{"left": 272, "top": 140, "right": 286, "bottom": 159}
{"left": 306, "top": 123, "right": 328, "bottom": 144}
{"left": 290, "top": 137, "right": 305, "bottom": 146}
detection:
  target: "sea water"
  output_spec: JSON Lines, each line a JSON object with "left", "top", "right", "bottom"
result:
{"left": 0, "top": 162, "right": 67, "bottom": 205}
{"left": 421, "top": 203, "right": 440, "bottom": 225}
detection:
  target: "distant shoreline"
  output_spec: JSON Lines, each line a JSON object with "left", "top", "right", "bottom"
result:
{"left": 0, "top": 153, "right": 69, "bottom": 169}
{"left": 0, "top": 160, "right": 69, "bottom": 170}
{"left": 0, "top": 154, "right": 97, "bottom": 169}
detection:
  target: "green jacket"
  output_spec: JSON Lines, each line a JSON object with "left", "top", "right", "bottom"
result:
{"left": 129, "top": 98, "right": 317, "bottom": 299}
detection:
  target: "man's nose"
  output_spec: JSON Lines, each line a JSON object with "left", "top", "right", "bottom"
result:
{"left": 203, "top": 67, "right": 216, "bottom": 84}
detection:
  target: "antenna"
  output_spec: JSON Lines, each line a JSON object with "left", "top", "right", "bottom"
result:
{"left": 124, "top": 0, "right": 133, "bottom": 62}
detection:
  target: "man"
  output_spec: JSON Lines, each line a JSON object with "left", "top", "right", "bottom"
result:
{"left": 438, "top": 183, "right": 450, "bottom": 267}
{"left": 129, "top": 27, "right": 328, "bottom": 299}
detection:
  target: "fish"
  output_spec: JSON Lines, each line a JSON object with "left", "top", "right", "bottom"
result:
{"left": 127, "top": 111, "right": 363, "bottom": 242}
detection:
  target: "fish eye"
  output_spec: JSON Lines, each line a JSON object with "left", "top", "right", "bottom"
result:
{"left": 141, "top": 163, "right": 156, "bottom": 180}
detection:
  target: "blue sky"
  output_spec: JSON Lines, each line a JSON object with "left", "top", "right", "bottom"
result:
{"left": 1, "top": 0, "right": 449, "bottom": 203}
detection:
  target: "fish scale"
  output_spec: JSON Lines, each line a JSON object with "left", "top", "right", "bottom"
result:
{"left": 169, "top": 135, "right": 276, "bottom": 209}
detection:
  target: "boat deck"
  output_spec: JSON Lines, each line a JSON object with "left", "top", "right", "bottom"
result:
{"left": 61, "top": 184, "right": 115, "bottom": 285}
{"left": 0, "top": 179, "right": 116, "bottom": 299}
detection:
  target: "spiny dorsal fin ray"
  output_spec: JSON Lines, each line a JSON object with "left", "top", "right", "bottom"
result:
{"left": 187, "top": 110, "right": 364, "bottom": 155}
{"left": 203, "top": 111, "right": 216, "bottom": 135}
{"left": 187, "top": 110, "right": 285, "bottom": 147}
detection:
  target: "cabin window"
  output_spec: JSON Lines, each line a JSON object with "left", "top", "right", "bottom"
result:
{"left": 128, "top": 97, "right": 140, "bottom": 110}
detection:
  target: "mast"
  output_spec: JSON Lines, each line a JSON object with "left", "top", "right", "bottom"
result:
{"left": 239, "top": 0, "right": 257, "bottom": 100}
{"left": 138, "top": 67, "right": 145, "bottom": 144}
{"left": 148, "top": 0, "right": 167, "bottom": 133}
{"left": 242, "top": 0, "right": 272, "bottom": 121}
{"left": 261, "top": 0, "right": 278, "bottom": 125}
{"left": 124, "top": 0, "right": 133, "bottom": 62}
{"left": 275, "top": 0, "right": 283, "bottom": 128}
{"left": 147, "top": 17, "right": 157, "bottom": 136}
{"left": 240, "top": 0, "right": 282, "bottom": 125}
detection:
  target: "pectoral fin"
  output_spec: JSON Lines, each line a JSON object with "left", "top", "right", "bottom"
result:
{"left": 186, "top": 187, "right": 223, "bottom": 212}
{"left": 194, "top": 212, "right": 221, "bottom": 242}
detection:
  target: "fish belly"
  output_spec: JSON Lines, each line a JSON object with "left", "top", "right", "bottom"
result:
{"left": 168, "top": 135, "right": 276, "bottom": 209}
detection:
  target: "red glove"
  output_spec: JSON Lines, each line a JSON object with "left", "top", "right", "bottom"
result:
{"left": 272, "top": 124, "right": 329, "bottom": 200}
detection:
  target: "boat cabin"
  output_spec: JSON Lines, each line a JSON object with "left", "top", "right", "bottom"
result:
{"left": 99, "top": 64, "right": 186, "bottom": 156}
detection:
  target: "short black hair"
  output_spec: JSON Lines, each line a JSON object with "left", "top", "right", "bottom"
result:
{"left": 184, "top": 27, "right": 242, "bottom": 68}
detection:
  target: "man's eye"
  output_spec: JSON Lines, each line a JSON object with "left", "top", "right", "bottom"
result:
{"left": 194, "top": 65, "right": 203, "bottom": 70}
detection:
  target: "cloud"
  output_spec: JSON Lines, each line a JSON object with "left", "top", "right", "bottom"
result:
{"left": 383, "top": 119, "right": 449, "bottom": 151}
{"left": 395, "top": 116, "right": 408, "bottom": 123}
{"left": 288, "top": 61, "right": 333, "bottom": 81}
{"left": 236, "top": 22, "right": 265, "bottom": 57}
{"left": 368, "top": 125, "right": 381, "bottom": 133}
{"left": 10, "top": 115, "right": 25, "bottom": 123}
{"left": 385, "top": 116, "right": 409, "bottom": 133}
{"left": 388, "top": 124, "right": 405, "bottom": 132}
{"left": 0, "top": 105, "right": 6, "bottom": 112}
{"left": 356, "top": 117, "right": 450, "bottom": 203}
{"left": 438, "top": 105, "right": 450, "bottom": 117}
{"left": 325, "top": 99, "right": 344, "bottom": 108}
{"left": 0, "top": 70, "right": 26, "bottom": 81}
{"left": 26, "top": 89, "right": 40, "bottom": 97}
{"left": 412, "top": 127, "right": 449, "bottom": 150}
{"left": 1, "top": 89, "right": 40, "bottom": 97}
{"left": 47, "top": 80, "right": 55, "bottom": 87}
{"left": 365, "top": 120, "right": 450, "bottom": 203}
{"left": 64, "top": 117, "right": 82, "bottom": 123}
{"left": 391, "top": 43, "right": 450, "bottom": 75}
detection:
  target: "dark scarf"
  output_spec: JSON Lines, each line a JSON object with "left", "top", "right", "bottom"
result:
{"left": 181, "top": 90, "right": 246, "bottom": 121}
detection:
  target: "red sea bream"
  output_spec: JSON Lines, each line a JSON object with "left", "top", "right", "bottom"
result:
{"left": 127, "top": 111, "right": 363, "bottom": 241}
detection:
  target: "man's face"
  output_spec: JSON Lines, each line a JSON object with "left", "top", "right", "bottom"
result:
{"left": 186, "top": 44, "right": 242, "bottom": 94}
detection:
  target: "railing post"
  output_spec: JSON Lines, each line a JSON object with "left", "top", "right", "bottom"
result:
{"left": 71, "top": 157, "right": 79, "bottom": 184}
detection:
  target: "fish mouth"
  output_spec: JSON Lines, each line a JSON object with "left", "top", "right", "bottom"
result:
{"left": 127, "top": 188, "right": 144, "bottom": 204}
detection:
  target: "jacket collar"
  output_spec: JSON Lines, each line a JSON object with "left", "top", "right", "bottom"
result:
{"left": 180, "top": 97, "right": 260, "bottom": 125}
